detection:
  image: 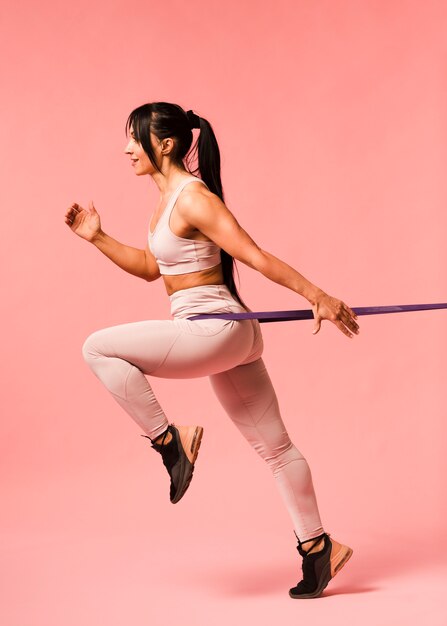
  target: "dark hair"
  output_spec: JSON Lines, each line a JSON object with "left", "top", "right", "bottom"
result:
{"left": 125, "top": 101, "right": 248, "bottom": 310}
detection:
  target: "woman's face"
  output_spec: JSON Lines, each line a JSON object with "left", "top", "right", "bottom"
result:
{"left": 124, "top": 126, "right": 161, "bottom": 175}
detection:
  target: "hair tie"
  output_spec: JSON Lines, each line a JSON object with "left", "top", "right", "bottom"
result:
{"left": 186, "top": 109, "right": 201, "bottom": 129}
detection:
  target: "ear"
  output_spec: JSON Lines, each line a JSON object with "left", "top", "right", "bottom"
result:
{"left": 160, "top": 137, "right": 175, "bottom": 156}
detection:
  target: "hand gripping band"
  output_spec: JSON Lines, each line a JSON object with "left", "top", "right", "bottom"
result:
{"left": 187, "top": 302, "right": 447, "bottom": 323}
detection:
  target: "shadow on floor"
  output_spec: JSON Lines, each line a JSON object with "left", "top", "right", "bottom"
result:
{"left": 187, "top": 535, "right": 446, "bottom": 598}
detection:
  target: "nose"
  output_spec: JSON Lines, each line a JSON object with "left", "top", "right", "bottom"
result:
{"left": 124, "top": 140, "right": 132, "bottom": 154}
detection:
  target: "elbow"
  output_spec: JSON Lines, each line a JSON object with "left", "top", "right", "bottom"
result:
{"left": 146, "top": 270, "right": 161, "bottom": 283}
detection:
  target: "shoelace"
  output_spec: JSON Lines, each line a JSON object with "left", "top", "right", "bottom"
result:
{"left": 141, "top": 426, "right": 170, "bottom": 447}
{"left": 295, "top": 531, "right": 327, "bottom": 552}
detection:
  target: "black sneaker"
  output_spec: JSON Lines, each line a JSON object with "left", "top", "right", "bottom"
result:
{"left": 141, "top": 423, "right": 203, "bottom": 504}
{"left": 289, "top": 532, "right": 353, "bottom": 599}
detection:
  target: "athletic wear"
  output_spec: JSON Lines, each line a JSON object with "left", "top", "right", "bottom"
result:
{"left": 289, "top": 532, "right": 353, "bottom": 599}
{"left": 82, "top": 283, "right": 325, "bottom": 540}
{"left": 142, "top": 423, "right": 204, "bottom": 503}
{"left": 148, "top": 177, "right": 222, "bottom": 275}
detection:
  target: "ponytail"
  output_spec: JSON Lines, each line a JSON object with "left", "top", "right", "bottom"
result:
{"left": 186, "top": 115, "right": 248, "bottom": 310}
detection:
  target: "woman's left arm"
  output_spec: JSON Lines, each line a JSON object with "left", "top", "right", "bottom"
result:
{"left": 179, "top": 192, "right": 360, "bottom": 338}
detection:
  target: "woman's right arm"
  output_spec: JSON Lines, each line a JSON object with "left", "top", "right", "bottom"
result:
{"left": 91, "top": 231, "right": 161, "bottom": 282}
{"left": 65, "top": 200, "right": 161, "bottom": 282}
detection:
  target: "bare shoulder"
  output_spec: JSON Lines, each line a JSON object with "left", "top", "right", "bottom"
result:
{"left": 181, "top": 180, "right": 215, "bottom": 202}
{"left": 177, "top": 181, "right": 229, "bottom": 220}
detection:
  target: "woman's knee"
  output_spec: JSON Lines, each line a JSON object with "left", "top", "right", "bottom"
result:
{"left": 81, "top": 329, "right": 106, "bottom": 363}
{"left": 263, "top": 440, "right": 307, "bottom": 475}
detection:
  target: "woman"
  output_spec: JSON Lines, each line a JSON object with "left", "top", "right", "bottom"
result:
{"left": 65, "top": 102, "right": 359, "bottom": 599}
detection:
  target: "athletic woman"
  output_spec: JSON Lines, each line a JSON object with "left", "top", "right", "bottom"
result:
{"left": 64, "top": 102, "right": 359, "bottom": 599}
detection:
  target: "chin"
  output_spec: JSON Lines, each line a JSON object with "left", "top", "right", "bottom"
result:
{"left": 136, "top": 167, "right": 151, "bottom": 176}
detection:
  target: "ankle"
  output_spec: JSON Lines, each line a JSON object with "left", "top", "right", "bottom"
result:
{"left": 302, "top": 538, "right": 325, "bottom": 554}
{"left": 153, "top": 428, "right": 172, "bottom": 445}
{"left": 298, "top": 532, "right": 327, "bottom": 554}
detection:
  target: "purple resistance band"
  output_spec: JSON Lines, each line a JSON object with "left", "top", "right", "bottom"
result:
{"left": 188, "top": 302, "right": 447, "bottom": 323}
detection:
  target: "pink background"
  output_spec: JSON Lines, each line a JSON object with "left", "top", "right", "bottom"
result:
{"left": 1, "top": 1, "right": 446, "bottom": 624}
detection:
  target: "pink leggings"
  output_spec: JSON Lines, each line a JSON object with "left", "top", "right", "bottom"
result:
{"left": 81, "top": 284, "right": 324, "bottom": 541}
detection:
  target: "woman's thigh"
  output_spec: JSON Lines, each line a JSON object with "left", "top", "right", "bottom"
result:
{"left": 82, "top": 317, "right": 261, "bottom": 380}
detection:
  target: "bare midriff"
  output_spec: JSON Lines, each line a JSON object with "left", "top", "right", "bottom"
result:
{"left": 162, "top": 263, "right": 225, "bottom": 296}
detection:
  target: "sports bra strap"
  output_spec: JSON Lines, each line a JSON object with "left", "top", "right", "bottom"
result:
{"left": 164, "top": 177, "right": 208, "bottom": 222}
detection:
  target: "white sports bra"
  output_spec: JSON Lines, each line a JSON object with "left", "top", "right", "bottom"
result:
{"left": 148, "top": 177, "right": 222, "bottom": 276}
